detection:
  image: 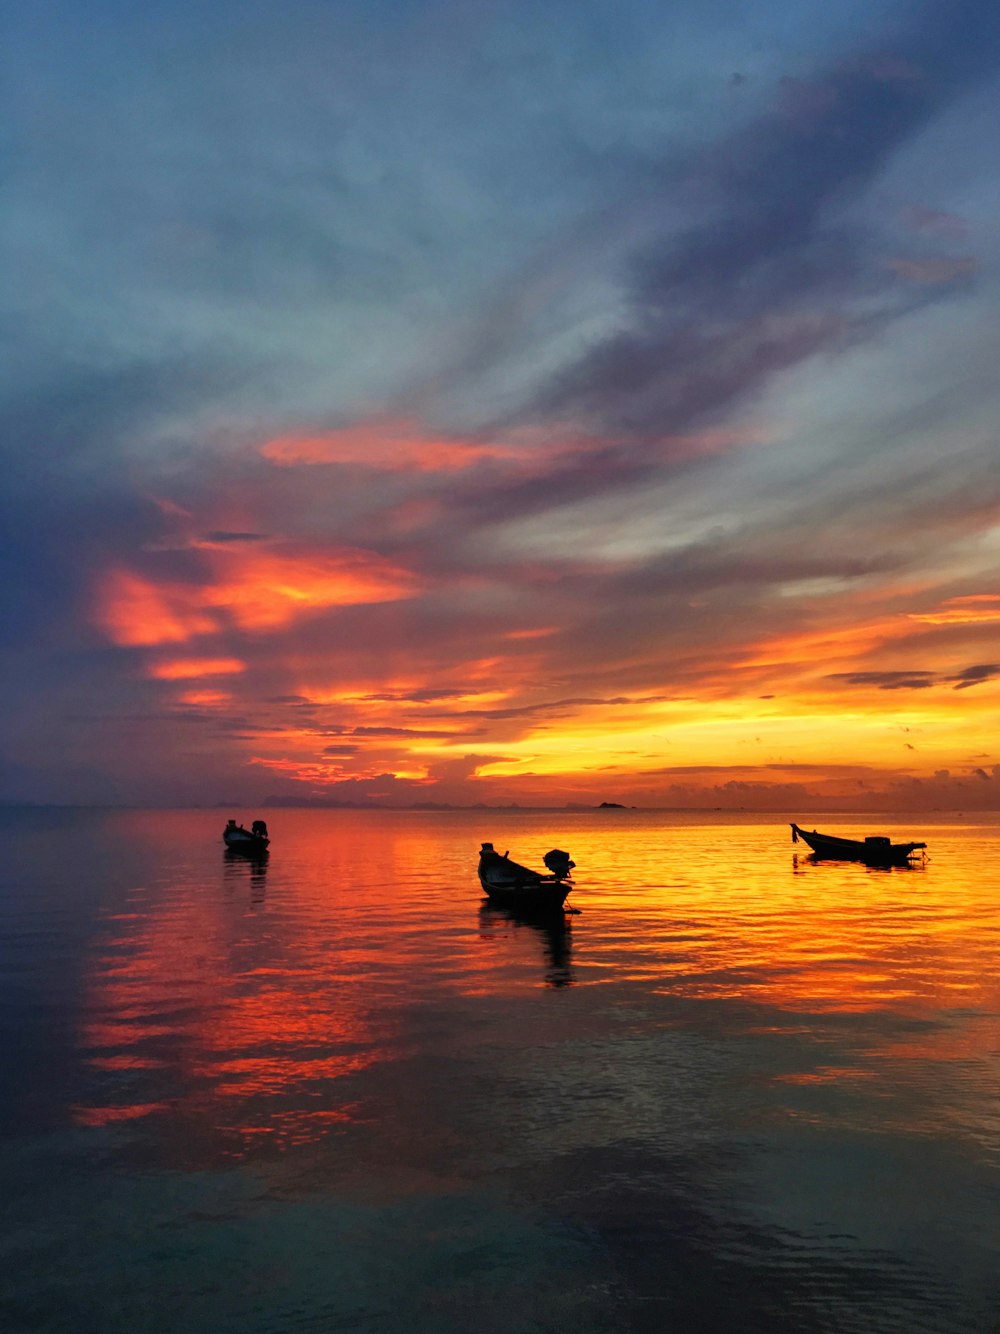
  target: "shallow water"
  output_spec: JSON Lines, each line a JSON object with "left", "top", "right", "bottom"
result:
{"left": 1, "top": 807, "right": 997, "bottom": 1332}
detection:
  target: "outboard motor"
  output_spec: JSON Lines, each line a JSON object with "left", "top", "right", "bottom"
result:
{"left": 543, "top": 849, "right": 575, "bottom": 879}
{"left": 251, "top": 820, "right": 268, "bottom": 838}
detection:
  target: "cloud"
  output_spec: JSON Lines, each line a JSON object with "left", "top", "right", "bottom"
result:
{"left": 93, "top": 546, "right": 420, "bottom": 648}
{"left": 909, "top": 595, "right": 1000, "bottom": 626}
{"left": 826, "top": 670, "right": 936, "bottom": 690}
{"left": 827, "top": 662, "right": 1000, "bottom": 692}
{"left": 900, "top": 206, "right": 969, "bottom": 237}
{"left": 885, "top": 255, "right": 978, "bottom": 284}
{"left": 950, "top": 663, "right": 999, "bottom": 689}
{"left": 203, "top": 531, "right": 271, "bottom": 544}
{"left": 437, "top": 695, "right": 664, "bottom": 721}
{"left": 518, "top": 6, "right": 1000, "bottom": 440}
{"left": 350, "top": 726, "right": 470, "bottom": 739}
{"left": 147, "top": 659, "right": 246, "bottom": 680}
{"left": 260, "top": 419, "right": 523, "bottom": 472}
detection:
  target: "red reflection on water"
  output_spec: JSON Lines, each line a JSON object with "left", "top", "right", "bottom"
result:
{"left": 72, "top": 1103, "right": 169, "bottom": 1126}
{"left": 75, "top": 815, "right": 400, "bottom": 1157}
{"left": 72, "top": 810, "right": 1000, "bottom": 1156}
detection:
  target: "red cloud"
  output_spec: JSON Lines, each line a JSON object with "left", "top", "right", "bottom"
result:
{"left": 260, "top": 417, "right": 522, "bottom": 472}
{"left": 94, "top": 546, "right": 420, "bottom": 647}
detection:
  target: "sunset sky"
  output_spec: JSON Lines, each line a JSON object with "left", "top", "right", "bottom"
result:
{"left": 4, "top": 0, "right": 1000, "bottom": 809}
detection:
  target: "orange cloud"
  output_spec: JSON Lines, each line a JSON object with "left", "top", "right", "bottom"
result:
{"left": 148, "top": 658, "right": 246, "bottom": 680}
{"left": 298, "top": 681, "right": 508, "bottom": 707}
{"left": 200, "top": 549, "right": 418, "bottom": 630}
{"left": 259, "top": 417, "right": 773, "bottom": 488}
{"left": 739, "top": 616, "right": 914, "bottom": 668}
{"left": 909, "top": 595, "right": 1000, "bottom": 626}
{"left": 248, "top": 755, "right": 431, "bottom": 784}
{"left": 503, "top": 626, "right": 559, "bottom": 640}
{"left": 95, "top": 570, "right": 217, "bottom": 647}
{"left": 94, "top": 546, "right": 419, "bottom": 648}
{"left": 260, "top": 417, "right": 521, "bottom": 471}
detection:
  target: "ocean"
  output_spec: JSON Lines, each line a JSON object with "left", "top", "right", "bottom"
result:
{"left": 1, "top": 806, "right": 997, "bottom": 1332}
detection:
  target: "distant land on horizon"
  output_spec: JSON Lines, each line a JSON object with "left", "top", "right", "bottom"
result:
{"left": 1, "top": 800, "right": 992, "bottom": 816}
{"left": 0, "top": 798, "right": 645, "bottom": 813}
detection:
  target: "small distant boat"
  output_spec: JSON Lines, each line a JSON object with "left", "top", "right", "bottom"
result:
{"left": 791, "top": 823, "right": 925, "bottom": 865}
{"left": 223, "top": 818, "right": 270, "bottom": 851}
{"left": 478, "top": 842, "right": 574, "bottom": 912}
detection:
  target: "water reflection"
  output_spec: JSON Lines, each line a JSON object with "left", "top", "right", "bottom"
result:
{"left": 792, "top": 851, "right": 927, "bottom": 875}
{"left": 8, "top": 808, "right": 995, "bottom": 1334}
{"left": 478, "top": 904, "right": 574, "bottom": 987}
{"left": 223, "top": 846, "right": 269, "bottom": 902}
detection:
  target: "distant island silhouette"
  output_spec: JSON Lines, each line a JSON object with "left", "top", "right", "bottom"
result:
{"left": 255, "top": 795, "right": 644, "bottom": 811}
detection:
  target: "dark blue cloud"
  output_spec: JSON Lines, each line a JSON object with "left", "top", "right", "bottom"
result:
{"left": 527, "top": 0, "right": 1000, "bottom": 437}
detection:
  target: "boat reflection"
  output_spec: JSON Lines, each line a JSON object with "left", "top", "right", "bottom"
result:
{"left": 223, "top": 845, "right": 269, "bottom": 901}
{"left": 478, "top": 904, "right": 574, "bottom": 988}
{"left": 792, "top": 852, "right": 927, "bottom": 875}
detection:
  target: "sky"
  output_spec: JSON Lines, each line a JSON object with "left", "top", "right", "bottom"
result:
{"left": 3, "top": 0, "right": 1000, "bottom": 810}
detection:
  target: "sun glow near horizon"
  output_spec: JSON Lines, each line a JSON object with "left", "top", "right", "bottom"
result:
{"left": 79, "top": 447, "right": 1000, "bottom": 809}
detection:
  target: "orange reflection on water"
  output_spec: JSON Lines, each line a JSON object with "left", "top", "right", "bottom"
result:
{"left": 773, "top": 1067, "right": 878, "bottom": 1086}
{"left": 594, "top": 826, "right": 998, "bottom": 1021}
{"left": 72, "top": 810, "right": 1000, "bottom": 1156}
{"left": 75, "top": 814, "right": 396, "bottom": 1158}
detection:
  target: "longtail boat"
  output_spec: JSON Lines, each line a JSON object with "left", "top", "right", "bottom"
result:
{"left": 791, "top": 823, "right": 925, "bottom": 865}
{"left": 223, "top": 818, "right": 270, "bottom": 852}
{"left": 477, "top": 842, "right": 574, "bottom": 912}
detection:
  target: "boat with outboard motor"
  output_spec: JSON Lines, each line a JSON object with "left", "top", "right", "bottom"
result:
{"left": 477, "top": 842, "right": 574, "bottom": 912}
{"left": 791, "top": 823, "right": 925, "bottom": 865}
{"left": 223, "top": 818, "right": 270, "bottom": 852}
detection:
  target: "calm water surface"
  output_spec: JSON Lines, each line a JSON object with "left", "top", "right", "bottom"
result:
{"left": 1, "top": 808, "right": 997, "bottom": 1332}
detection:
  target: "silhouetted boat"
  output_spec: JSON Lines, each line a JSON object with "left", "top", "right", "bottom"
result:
{"left": 791, "top": 823, "right": 925, "bottom": 865}
{"left": 477, "top": 842, "right": 574, "bottom": 912}
{"left": 223, "top": 818, "right": 270, "bottom": 851}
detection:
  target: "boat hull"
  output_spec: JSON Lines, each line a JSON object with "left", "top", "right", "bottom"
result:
{"left": 478, "top": 872, "right": 571, "bottom": 913}
{"left": 223, "top": 830, "right": 270, "bottom": 851}
{"left": 791, "top": 823, "right": 924, "bottom": 865}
